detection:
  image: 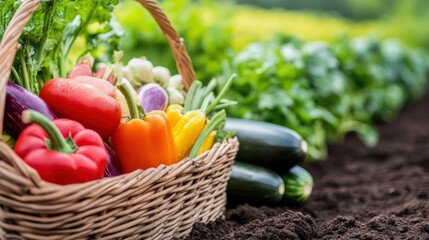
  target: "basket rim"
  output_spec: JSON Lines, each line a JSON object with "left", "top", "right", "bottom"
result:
{"left": 0, "top": 137, "right": 238, "bottom": 192}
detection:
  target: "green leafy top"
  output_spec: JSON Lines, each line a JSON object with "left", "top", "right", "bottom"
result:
{"left": 0, "top": 0, "right": 120, "bottom": 93}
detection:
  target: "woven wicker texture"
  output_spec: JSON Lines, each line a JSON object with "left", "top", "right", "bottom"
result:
{"left": 0, "top": 0, "right": 237, "bottom": 239}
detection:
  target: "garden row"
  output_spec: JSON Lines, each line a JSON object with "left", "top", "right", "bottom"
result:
{"left": 220, "top": 36, "right": 429, "bottom": 159}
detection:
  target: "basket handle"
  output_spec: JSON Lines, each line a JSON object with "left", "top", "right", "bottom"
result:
{"left": 0, "top": 0, "right": 196, "bottom": 176}
{"left": 137, "top": 0, "right": 196, "bottom": 88}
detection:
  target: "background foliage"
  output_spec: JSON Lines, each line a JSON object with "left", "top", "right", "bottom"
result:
{"left": 219, "top": 36, "right": 429, "bottom": 159}
{"left": 114, "top": 0, "right": 429, "bottom": 159}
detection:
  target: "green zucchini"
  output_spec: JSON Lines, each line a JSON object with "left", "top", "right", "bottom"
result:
{"left": 282, "top": 166, "right": 314, "bottom": 204}
{"left": 224, "top": 118, "right": 307, "bottom": 173}
{"left": 227, "top": 161, "right": 285, "bottom": 205}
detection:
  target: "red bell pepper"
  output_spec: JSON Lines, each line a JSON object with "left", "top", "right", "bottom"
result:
{"left": 14, "top": 110, "right": 107, "bottom": 185}
{"left": 39, "top": 76, "right": 121, "bottom": 140}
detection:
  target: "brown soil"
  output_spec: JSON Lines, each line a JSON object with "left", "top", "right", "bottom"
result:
{"left": 185, "top": 94, "right": 429, "bottom": 240}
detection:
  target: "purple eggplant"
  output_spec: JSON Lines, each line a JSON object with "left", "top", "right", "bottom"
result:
{"left": 5, "top": 82, "right": 56, "bottom": 138}
{"left": 137, "top": 83, "right": 168, "bottom": 113}
{"left": 104, "top": 143, "right": 122, "bottom": 177}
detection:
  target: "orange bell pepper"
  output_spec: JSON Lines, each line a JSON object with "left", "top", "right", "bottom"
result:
{"left": 111, "top": 81, "right": 177, "bottom": 173}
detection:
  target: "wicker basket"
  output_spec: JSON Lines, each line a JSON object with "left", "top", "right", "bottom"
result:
{"left": 0, "top": 0, "right": 238, "bottom": 239}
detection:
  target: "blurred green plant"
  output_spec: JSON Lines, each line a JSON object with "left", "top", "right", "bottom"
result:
{"left": 231, "top": 6, "right": 380, "bottom": 50}
{"left": 0, "top": 0, "right": 119, "bottom": 94}
{"left": 233, "top": 0, "right": 393, "bottom": 20}
{"left": 232, "top": 0, "right": 429, "bottom": 50}
{"left": 382, "top": 0, "right": 429, "bottom": 50}
{"left": 220, "top": 36, "right": 429, "bottom": 160}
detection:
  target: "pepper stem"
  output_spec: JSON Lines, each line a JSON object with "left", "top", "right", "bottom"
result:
{"left": 117, "top": 81, "right": 142, "bottom": 120}
{"left": 21, "top": 110, "right": 76, "bottom": 154}
{"left": 189, "top": 110, "right": 226, "bottom": 159}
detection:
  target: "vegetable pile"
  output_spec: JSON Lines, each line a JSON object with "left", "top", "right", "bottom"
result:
{"left": 4, "top": 53, "right": 236, "bottom": 185}
{"left": 1, "top": 1, "right": 237, "bottom": 186}
{"left": 220, "top": 36, "right": 429, "bottom": 160}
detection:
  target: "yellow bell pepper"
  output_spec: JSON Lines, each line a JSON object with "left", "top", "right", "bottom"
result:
{"left": 166, "top": 104, "right": 184, "bottom": 128}
{"left": 196, "top": 131, "right": 216, "bottom": 156}
{"left": 166, "top": 75, "right": 236, "bottom": 161}
{"left": 166, "top": 105, "right": 206, "bottom": 161}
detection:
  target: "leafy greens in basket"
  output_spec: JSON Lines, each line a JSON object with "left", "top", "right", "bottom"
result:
{"left": 0, "top": 0, "right": 120, "bottom": 94}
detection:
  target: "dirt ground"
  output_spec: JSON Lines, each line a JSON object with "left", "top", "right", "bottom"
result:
{"left": 185, "top": 93, "right": 429, "bottom": 240}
